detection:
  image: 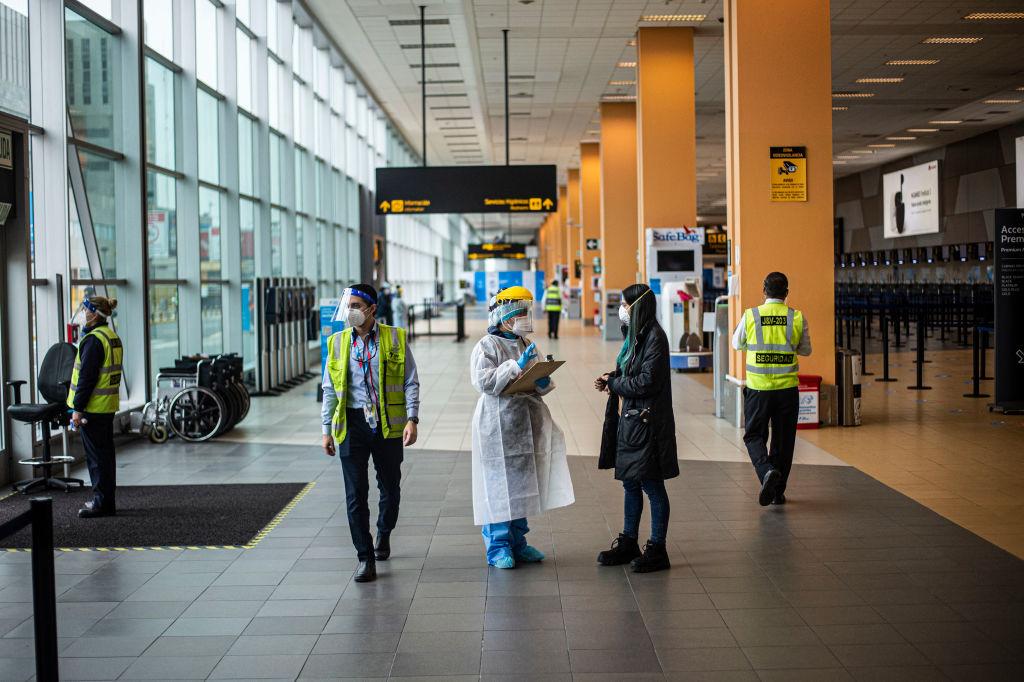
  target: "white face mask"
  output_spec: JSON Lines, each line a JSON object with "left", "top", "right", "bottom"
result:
{"left": 346, "top": 307, "right": 367, "bottom": 328}
{"left": 618, "top": 304, "right": 630, "bottom": 326}
{"left": 512, "top": 317, "right": 533, "bottom": 335}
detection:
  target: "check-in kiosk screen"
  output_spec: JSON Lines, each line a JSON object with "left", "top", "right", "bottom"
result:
{"left": 656, "top": 249, "right": 695, "bottom": 273}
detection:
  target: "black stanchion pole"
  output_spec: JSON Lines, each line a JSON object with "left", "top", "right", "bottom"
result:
{"left": 845, "top": 315, "right": 853, "bottom": 350}
{"left": 980, "top": 328, "right": 993, "bottom": 380}
{"left": 860, "top": 314, "right": 873, "bottom": 376}
{"left": 454, "top": 303, "right": 466, "bottom": 343}
{"left": 30, "top": 498, "right": 59, "bottom": 682}
{"left": 894, "top": 306, "right": 903, "bottom": 348}
{"left": 963, "top": 326, "right": 990, "bottom": 398}
{"left": 913, "top": 304, "right": 932, "bottom": 363}
{"left": 877, "top": 309, "right": 897, "bottom": 383}
{"left": 908, "top": 315, "right": 931, "bottom": 390}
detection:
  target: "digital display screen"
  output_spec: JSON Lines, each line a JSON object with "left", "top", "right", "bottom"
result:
{"left": 656, "top": 250, "right": 695, "bottom": 272}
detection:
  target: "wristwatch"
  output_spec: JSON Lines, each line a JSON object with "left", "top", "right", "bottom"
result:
{"left": 408, "top": 417, "right": 419, "bottom": 424}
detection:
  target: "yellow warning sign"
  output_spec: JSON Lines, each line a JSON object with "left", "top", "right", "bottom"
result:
{"left": 769, "top": 146, "right": 807, "bottom": 202}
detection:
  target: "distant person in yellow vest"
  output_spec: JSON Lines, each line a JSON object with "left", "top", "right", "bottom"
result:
{"left": 321, "top": 284, "right": 420, "bottom": 583}
{"left": 67, "top": 296, "right": 123, "bottom": 518}
{"left": 544, "top": 279, "right": 562, "bottom": 339}
{"left": 731, "top": 272, "right": 812, "bottom": 506}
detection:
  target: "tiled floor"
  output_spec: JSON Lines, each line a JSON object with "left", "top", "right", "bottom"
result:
{"left": 3, "top": 308, "right": 1022, "bottom": 680}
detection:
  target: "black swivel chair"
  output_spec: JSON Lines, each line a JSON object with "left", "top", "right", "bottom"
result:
{"left": 5, "top": 342, "right": 85, "bottom": 493}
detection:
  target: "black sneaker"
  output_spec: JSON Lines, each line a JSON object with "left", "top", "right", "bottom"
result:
{"left": 758, "top": 469, "right": 782, "bottom": 506}
{"left": 630, "top": 541, "right": 670, "bottom": 573}
{"left": 771, "top": 492, "right": 786, "bottom": 505}
{"left": 597, "top": 534, "right": 641, "bottom": 566}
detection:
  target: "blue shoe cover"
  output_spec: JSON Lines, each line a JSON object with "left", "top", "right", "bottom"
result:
{"left": 489, "top": 554, "right": 515, "bottom": 569}
{"left": 515, "top": 545, "right": 545, "bottom": 563}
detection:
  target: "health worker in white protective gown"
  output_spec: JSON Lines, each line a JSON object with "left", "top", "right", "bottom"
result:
{"left": 470, "top": 286, "right": 575, "bottom": 569}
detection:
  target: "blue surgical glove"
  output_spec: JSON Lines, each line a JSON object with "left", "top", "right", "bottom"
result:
{"left": 534, "top": 377, "right": 551, "bottom": 390}
{"left": 517, "top": 342, "right": 537, "bottom": 370}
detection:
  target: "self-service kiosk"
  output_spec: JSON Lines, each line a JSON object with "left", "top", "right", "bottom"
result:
{"left": 646, "top": 228, "right": 712, "bottom": 371}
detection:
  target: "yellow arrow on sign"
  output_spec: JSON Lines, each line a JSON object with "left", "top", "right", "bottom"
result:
{"left": 542, "top": 198, "right": 553, "bottom": 210}
{"left": 379, "top": 200, "right": 391, "bottom": 212}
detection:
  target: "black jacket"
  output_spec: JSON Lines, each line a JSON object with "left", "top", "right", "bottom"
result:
{"left": 598, "top": 321, "right": 679, "bottom": 481}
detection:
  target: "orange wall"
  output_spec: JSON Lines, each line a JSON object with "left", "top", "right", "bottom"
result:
{"left": 600, "top": 102, "right": 640, "bottom": 315}
{"left": 637, "top": 27, "right": 697, "bottom": 280}
{"left": 567, "top": 169, "right": 581, "bottom": 287}
{"left": 579, "top": 143, "right": 602, "bottom": 323}
{"left": 725, "top": 0, "right": 835, "bottom": 382}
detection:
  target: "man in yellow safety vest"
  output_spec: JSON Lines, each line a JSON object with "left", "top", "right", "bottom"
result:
{"left": 67, "top": 296, "right": 123, "bottom": 518}
{"left": 731, "top": 272, "right": 812, "bottom": 506}
{"left": 321, "top": 284, "right": 420, "bottom": 583}
{"left": 544, "top": 279, "right": 562, "bottom": 339}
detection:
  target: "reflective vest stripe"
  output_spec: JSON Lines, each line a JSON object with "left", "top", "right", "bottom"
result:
{"left": 746, "top": 363, "right": 799, "bottom": 375}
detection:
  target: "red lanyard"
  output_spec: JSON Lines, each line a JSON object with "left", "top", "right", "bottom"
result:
{"left": 352, "top": 332, "right": 379, "bottom": 406}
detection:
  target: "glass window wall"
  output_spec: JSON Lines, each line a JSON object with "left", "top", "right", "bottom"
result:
{"left": 197, "top": 90, "right": 220, "bottom": 184}
{"left": 195, "top": 0, "right": 218, "bottom": 88}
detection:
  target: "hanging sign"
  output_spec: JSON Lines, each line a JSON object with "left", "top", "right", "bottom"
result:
{"left": 375, "top": 164, "right": 557, "bottom": 215}
{"left": 769, "top": 146, "right": 807, "bottom": 202}
{"left": 993, "top": 208, "right": 1024, "bottom": 411}
{"left": 468, "top": 242, "right": 528, "bottom": 260}
{"left": 0, "top": 132, "right": 12, "bottom": 169}
{"left": 586, "top": 238, "right": 600, "bottom": 251}
{"left": 704, "top": 227, "right": 727, "bottom": 256}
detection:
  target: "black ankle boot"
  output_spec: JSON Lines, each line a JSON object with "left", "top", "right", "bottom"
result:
{"left": 597, "top": 534, "right": 642, "bottom": 566}
{"left": 630, "top": 541, "right": 670, "bottom": 573}
{"left": 354, "top": 559, "right": 377, "bottom": 583}
{"left": 374, "top": 533, "right": 391, "bottom": 561}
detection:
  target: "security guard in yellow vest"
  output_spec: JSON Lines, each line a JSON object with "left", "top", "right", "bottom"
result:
{"left": 732, "top": 272, "right": 812, "bottom": 506}
{"left": 544, "top": 279, "right": 562, "bottom": 339}
{"left": 67, "top": 296, "right": 123, "bottom": 518}
{"left": 321, "top": 284, "right": 420, "bottom": 583}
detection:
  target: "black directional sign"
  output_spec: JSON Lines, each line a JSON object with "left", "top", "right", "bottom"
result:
{"left": 375, "top": 165, "right": 557, "bottom": 215}
{"left": 585, "top": 238, "right": 600, "bottom": 251}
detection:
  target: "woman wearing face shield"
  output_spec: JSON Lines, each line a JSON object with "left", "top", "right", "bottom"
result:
{"left": 470, "top": 286, "right": 575, "bottom": 569}
{"left": 593, "top": 283, "right": 678, "bottom": 573}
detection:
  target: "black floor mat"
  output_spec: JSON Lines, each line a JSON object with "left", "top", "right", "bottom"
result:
{"left": 0, "top": 483, "right": 308, "bottom": 549}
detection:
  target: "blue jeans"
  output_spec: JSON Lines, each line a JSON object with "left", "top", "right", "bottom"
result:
{"left": 481, "top": 518, "right": 529, "bottom": 563}
{"left": 623, "top": 480, "right": 670, "bottom": 545}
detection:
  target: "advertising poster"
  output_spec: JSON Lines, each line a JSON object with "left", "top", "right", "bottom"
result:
{"left": 994, "top": 208, "right": 1024, "bottom": 410}
{"left": 769, "top": 147, "right": 807, "bottom": 202}
{"left": 883, "top": 161, "right": 940, "bottom": 237}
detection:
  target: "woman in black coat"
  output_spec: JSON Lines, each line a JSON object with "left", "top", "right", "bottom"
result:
{"left": 594, "top": 283, "right": 678, "bottom": 573}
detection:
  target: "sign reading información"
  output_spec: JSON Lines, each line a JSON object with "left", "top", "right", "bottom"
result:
{"left": 468, "top": 243, "right": 528, "bottom": 261}
{"left": 375, "top": 165, "right": 558, "bottom": 215}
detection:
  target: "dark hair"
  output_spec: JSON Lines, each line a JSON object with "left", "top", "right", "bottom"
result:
{"left": 763, "top": 272, "right": 789, "bottom": 299}
{"left": 623, "top": 283, "right": 656, "bottom": 334}
{"left": 349, "top": 283, "right": 378, "bottom": 305}
{"left": 551, "top": 279, "right": 558, "bottom": 286}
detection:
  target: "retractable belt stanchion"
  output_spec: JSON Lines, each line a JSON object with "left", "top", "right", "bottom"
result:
{"left": 908, "top": 313, "right": 931, "bottom": 391}
{"left": 860, "top": 313, "right": 873, "bottom": 376}
{"left": 876, "top": 305, "right": 897, "bottom": 383}
{"left": 963, "top": 325, "right": 990, "bottom": 399}
{"left": 979, "top": 326, "right": 993, "bottom": 381}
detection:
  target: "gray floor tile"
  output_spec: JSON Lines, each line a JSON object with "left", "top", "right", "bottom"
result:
{"left": 141, "top": 635, "right": 238, "bottom": 657}
{"left": 482, "top": 649, "right": 571, "bottom": 674}
{"left": 209, "top": 654, "right": 308, "bottom": 679}
{"left": 742, "top": 644, "right": 841, "bottom": 669}
{"left": 61, "top": 636, "right": 157, "bottom": 658}
{"left": 649, "top": 627, "right": 738, "bottom": 649}
{"left": 226, "top": 633, "right": 318, "bottom": 656}
{"left": 57, "top": 656, "right": 133, "bottom": 680}
{"left": 569, "top": 648, "right": 662, "bottom": 673}
{"left": 658, "top": 646, "right": 751, "bottom": 672}
{"left": 390, "top": 650, "right": 482, "bottom": 676}
{"left": 163, "top": 617, "right": 252, "bottom": 637}
{"left": 243, "top": 615, "right": 329, "bottom": 635}
{"left": 397, "top": 629, "right": 484, "bottom": 653}
{"left": 312, "top": 632, "right": 401, "bottom": 654}
{"left": 120, "top": 654, "right": 222, "bottom": 680}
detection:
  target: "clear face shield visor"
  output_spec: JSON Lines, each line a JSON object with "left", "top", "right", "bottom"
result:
{"left": 335, "top": 288, "right": 376, "bottom": 327}
{"left": 71, "top": 298, "right": 108, "bottom": 328}
{"left": 496, "top": 301, "right": 534, "bottom": 335}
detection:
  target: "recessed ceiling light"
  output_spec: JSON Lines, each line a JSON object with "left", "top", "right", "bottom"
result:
{"left": 617, "top": 61, "right": 637, "bottom": 68}
{"left": 836, "top": 155, "right": 859, "bottom": 159}
{"left": 907, "top": 128, "right": 938, "bottom": 132}
{"left": 963, "top": 12, "right": 1024, "bottom": 19}
{"left": 983, "top": 98, "right": 1021, "bottom": 104}
{"left": 887, "top": 136, "right": 916, "bottom": 140}
{"left": 852, "top": 150, "right": 874, "bottom": 154}
{"left": 928, "top": 120, "right": 962, "bottom": 124}
{"left": 868, "top": 143, "right": 896, "bottom": 148}
{"left": 1017, "top": 87, "right": 1024, "bottom": 91}
{"left": 626, "top": 38, "right": 636, "bottom": 46}
{"left": 608, "top": 80, "right": 636, "bottom": 86}
{"left": 833, "top": 160, "right": 848, "bottom": 165}
{"left": 886, "top": 59, "right": 939, "bottom": 65}
{"left": 856, "top": 77, "right": 904, "bottom": 83}
{"left": 641, "top": 14, "right": 706, "bottom": 22}
{"left": 832, "top": 92, "right": 875, "bottom": 98}
{"left": 832, "top": 106, "right": 849, "bottom": 111}
{"left": 602, "top": 94, "right": 636, "bottom": 101}
{"left": 922, "top": 36, "right": 982, "bottom": 44}
{"left": 585, "top": 130, "right": 599, "bottom": 135}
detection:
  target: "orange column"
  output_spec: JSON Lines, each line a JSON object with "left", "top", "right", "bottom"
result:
{"left": 579, "top": 143, "right": 602, "bottom": 326}
{"left": 566, "top": 169, "right": 581, "bottom": 289}
{"left": 725, "top": 0, "right": 835, "bottom": 382}
{"left": 556, "top": 185, "right": 568, "bottom": 281}
{"left": 636, "top": 27, "right": 696, "bottom": 280}
{"left": 599, "top": 102, "right": 639, "bottom": 330}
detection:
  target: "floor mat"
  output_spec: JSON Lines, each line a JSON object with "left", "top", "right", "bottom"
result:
{"left": 0, "top": 483, "right": 309, "bottom": 549}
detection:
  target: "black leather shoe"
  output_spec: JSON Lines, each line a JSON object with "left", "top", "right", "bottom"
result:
{"left": 78, "top": 506, "right": 115, "bottom": 518}
{"left": 758, "top": 469, "right": 781, "bottom": 507}
{"left": 374, "top": 533, "right": 391, "bottom": 561}
{"left": 771, "top": 492, "right": 786, "bottom": 505}
{"left": 354, "top": 560, "right": 377, "bottom": 583}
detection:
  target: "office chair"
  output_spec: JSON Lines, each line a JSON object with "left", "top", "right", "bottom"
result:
{"left": 5, "top": 342, "right": 85, "bottom": 493}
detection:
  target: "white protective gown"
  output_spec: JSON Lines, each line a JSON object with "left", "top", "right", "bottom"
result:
{"left": 470, "top": 333, "right": 575, "bottom": 526}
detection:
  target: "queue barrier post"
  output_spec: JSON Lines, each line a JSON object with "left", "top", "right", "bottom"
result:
{"left": 963, "top": 325, "right": 990, "bottom": 399}
{"left": 980, "top": 327, "right": 993, "bottom": 381}
{"left": 859, "top": 314, "right": 873, "bottom": 376}
{"left": 876, "top": 307, "right": 897, "bottom": 383}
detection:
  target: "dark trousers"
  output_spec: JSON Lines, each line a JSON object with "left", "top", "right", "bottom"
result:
{"left": 743, "top": 386, "right": 799, "bottom": 491}
{"left": 338, "top": 408, "right": 403, "bottom": 561}
{"left": 547, "top": 310, "right": 560, "bottom": 338}
{"left": 81, "top": 413, "right": 116, "bottom": 510}
{"left": 622, "top": 479, "right": 670, "bottom": 544}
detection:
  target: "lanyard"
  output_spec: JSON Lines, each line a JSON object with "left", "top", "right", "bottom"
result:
{"left": 352, "top": 332, "right": 379, "bottom": 408}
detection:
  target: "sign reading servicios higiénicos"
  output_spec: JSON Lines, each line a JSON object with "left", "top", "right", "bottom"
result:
{"left": 375, "top": 165, "right": 557, "bottom": 215}
{"left": 769, "top": 146, "right": 807, "bottom": 202}
{"left": 993, "top": 208, "right": 1024, "bottom": 412}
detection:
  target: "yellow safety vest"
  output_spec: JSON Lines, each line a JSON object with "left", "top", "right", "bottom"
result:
{"left": 544, "top": 286, "right": 562, "bottom": 312}
{"left": 66, "top": 325, "right": 123, "bottom": 413}
{"left": 743, "top": 302, "right": 804, "bottom": 391}
{"left": 326, "top": 324, "right": 408, "bottom": 442}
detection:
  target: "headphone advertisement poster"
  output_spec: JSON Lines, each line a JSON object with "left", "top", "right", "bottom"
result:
{"left": 882, "top": 161, "right": 940, "bottom": 238}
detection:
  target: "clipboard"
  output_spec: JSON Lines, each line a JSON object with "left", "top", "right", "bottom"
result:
{"left": 502, "top": 360, "right": 565, "bottom": 395}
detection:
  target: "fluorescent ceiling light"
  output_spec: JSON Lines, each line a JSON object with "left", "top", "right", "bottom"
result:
{"left": 886, "top": 59, "right": 939, "bottom": 65}
{"left": 641, "top": 14, "right": 706, "bottom": 22}
{"left": 963, "top": 12, "right": 1024, "bottom": 19}
{"left": 922, "top": 36, "right": 983, "bottom": 44}
{"left": 928, "top": 120, "right": 961, "bottom": 124}
{"left": 833, "top": 160, "right": 848, "bottom": 164}
{"left": 585, "top": 130, "right": 600, "bottom": 135}
{"left": 836, "top": 155, "right": 859, "bottom": 159}
{"left": 856, "top": 77, "right": 904, "bottom": 83}
{"left": 608, "top": 80, "right": 636, "bottom": 86}
{"left": 852, "top": 150, "right": 874, "bottom": 154}
{"left": 983, "top": 98, "right": 1021, "bottom": 104}
{"left": 602, "top": 95, "right": 635, "bottom": 101}
{"left": 907, "top": 128, "right": 938, "bottom": 132}
{"left": 886, "top": 136, "right": 916, "bottom": 140}
{"left": 832, "top": 106, "right": 849, "bottom": 111}
{"left": 868, "top": 143, "right": 896, "bottom": 148}
{"left": 832, "top": 92, "right": 874, "bottom": 98}
{"left": 617, "top": 61, "right": 637, "bottom": 68}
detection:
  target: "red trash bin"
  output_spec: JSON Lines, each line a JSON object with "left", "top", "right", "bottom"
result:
{"left": 797, "top": 374, "right": 822, "bottom": 430}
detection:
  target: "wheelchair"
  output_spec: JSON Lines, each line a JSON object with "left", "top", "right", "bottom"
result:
{"left": 141, "top": 353, "right": 251, "bottom": 443}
